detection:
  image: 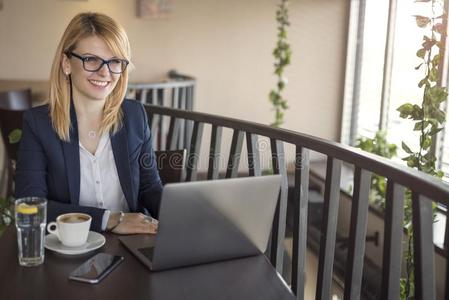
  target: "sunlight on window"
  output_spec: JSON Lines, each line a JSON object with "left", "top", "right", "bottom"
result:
{"left": 353, "top": 1, "right": 446, "bottom": 168}
{"left": 355, "top": 0, "right": 389, "bottom": 139}
{"left": 387, "top": 1, "right": 440, "bottom": 162}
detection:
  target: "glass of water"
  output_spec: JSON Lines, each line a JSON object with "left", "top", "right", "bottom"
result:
{"left": 15, "top": 197, "right": 47, "bottom": 267}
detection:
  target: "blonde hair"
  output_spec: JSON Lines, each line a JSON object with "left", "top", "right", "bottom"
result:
{"left": 49, "top": 12, "right": 132, "bottom": 141}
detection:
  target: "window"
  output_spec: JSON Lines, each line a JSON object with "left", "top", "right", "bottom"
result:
{"left": 341, "top": 0, "right": 449, "bottom": 176}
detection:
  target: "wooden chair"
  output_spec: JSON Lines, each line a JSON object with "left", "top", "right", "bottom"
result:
{"left": 155, "top": 149, "right": 187, "bottom": 185}
{"left": 0, "top": 89, "right": 32, "bottom": 197}
{"left": 0, "top": 89, "right": 32, "bottom": 111}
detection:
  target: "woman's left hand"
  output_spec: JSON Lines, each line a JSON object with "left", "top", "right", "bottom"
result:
{"left": 108, "top": 212, "right": 158, "bottom": 235}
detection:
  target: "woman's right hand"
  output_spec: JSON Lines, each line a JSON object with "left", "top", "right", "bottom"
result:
{"left": 107, "top": 212, "right": 158, "bottom": 235}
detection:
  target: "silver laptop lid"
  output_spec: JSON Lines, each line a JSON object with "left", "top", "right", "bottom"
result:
{"left": 151, "top": 175, "right": 282, "bottom": 271}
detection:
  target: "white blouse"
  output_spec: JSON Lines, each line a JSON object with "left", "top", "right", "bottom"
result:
{"left": 79, "top": 133, "right": 129, "bottom": 230}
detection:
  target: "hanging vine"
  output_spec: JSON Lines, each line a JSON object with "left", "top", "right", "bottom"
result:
{"left": 396, "top": 0, "right": 447, "bottom": 298}
{"left": 269, "top": 0, "right": 291, "bottom": 127}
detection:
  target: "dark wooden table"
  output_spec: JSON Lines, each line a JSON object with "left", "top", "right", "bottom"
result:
{"left": 0, "top": 226, "right": 295, "bottom": 300}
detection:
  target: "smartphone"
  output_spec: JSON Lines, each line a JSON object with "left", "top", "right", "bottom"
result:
{"left": 69, "top": 253, "right": 124, "bottom": 284}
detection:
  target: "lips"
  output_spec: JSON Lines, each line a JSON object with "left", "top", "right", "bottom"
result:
{"left": 89, "top": 79, "right": 109, "bottom": 88}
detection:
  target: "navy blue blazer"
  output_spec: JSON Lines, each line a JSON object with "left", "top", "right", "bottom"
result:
{"left": 15, "top": 99, "right": 163, "bottom": 232}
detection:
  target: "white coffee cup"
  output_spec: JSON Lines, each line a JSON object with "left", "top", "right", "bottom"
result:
{"left": 47, "top": 213, "right": 92, "bottom": 247}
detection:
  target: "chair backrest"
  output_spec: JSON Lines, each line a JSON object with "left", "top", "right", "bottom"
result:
{"left": 0, "top": 89, "right": 32, "bottom": 161}
{"left": 0, "top": 89, "right": 32, "bottom": 111}
{"left": 155, "top": 149, "right": 186, "bottom": 185}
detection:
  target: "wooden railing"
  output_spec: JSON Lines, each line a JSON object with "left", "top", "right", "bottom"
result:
{"left": 144, "top": 104, "right": 449, "bottom": 300}
{"left": 128, "top": 71, "right": 195, "bottom": 150}
{"left": 127, "top": 70, "right": 195, "bottom": 110}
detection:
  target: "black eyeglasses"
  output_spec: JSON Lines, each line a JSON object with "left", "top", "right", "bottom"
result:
{"left": 67, "top": 52, "right": 129, "bottom": 74}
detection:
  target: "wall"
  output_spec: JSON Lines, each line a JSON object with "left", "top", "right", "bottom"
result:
{"left": 0, "top": 0, "right": 348, "bottom": 140}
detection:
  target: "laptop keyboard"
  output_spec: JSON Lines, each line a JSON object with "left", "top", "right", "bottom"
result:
{"left": 138, "top": 246, "right": 155, "bottom": 260}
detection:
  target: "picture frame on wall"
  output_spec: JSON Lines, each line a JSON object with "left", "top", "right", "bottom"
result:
{"left": 137, "top": 0, "right": 172, "bottom": 19}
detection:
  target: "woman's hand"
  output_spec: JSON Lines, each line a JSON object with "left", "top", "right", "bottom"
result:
{"left": 107, "top": 212, "right": 158, "bottom": 235}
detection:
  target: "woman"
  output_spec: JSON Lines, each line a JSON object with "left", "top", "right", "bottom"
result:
{"left": 15, "top": 12, "right": 162, "bottom": 234}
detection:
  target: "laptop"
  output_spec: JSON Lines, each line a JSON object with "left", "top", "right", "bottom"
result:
{"left": 119, "top": 175, "right": 281, "bottom": 271}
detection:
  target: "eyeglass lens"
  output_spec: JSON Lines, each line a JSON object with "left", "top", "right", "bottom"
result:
{"left": 83, "top": 56, "right": 127, "bottom": 73}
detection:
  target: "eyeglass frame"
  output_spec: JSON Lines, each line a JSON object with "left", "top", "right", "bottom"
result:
{"left": 65, "top": 51, "right": 129, "bottom": 74}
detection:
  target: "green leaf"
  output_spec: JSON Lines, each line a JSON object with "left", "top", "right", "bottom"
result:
{"left": 397, "top": 103, "right": 414, "bottom": 117}
{"left": 432, "top": 54, "right": 440, "bottom": 65}
{"left": 421, "top": 164, "right": 432, "bottom": 173}
{"left": 434, "top": 109, "right": 446, "bottom": 123}
{"left": 429, "top": 67, "right": 438, "bottom": 81}
{"left": 418, "top": 78, "right": 428, "bottom": 88}
{"left": 274, "top": 68, "right": 282, "bottom": 76}
{"left": 411, "top": 104, "right": 423, "bottom": 120}
{"left": 422, "top": 136, "right": 432, "bottom": 150}
{"left": 269, "top": 91, "right": 281, "bottom": 105}
{"left": 280, "top": 101, "right": 288, "bottom": 109}
{"left": 277, "top": 81, "right": 285, "bottom": 90}
{"left": 416, "top": 48, "right": 426, "bottom": 59}
{"left": 428, "top": 118, "right": 439, "bottom": 128}
{"left": 427, "top": 86, "right": 448, "bottom": 103}
{"left": 279, "top": 30, "right": 287, "bottom": 39}
{"left": 8, "top": 129, "right": 22, "bottom": 144}
{"left": 356, "top": 137, "right": 374, "bottom": 152}
{"left": 402, "top": 142, "right": 413, "bottom": 154}
{"left": 429, "top": 127, "right": 444, "bottom": 135}
{"left": 414, "top": 121, "right": 429, "bottom": 131}
{"left": 407, "top": 158, "right": 416, "bottom": 168}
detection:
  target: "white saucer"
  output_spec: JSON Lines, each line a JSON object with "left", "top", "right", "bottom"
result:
{"left": 45, "top": 231, "right": 106, "bottom": 255}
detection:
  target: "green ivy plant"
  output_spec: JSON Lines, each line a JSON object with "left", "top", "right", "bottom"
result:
{"left": 269, "top": 0, "right": 291, "bottom": 128}
{"left": 8, "top": 129, "right": 22, "bottom": 144}
{"left": 396, "top": 0, "right": 447, "bottom": 298}
{"left": 355, "top": 1, "right": 446, "bottom": 298}
{"left": 0, "top": 129, "right": 21, "bottom": 236}
{"left": 356, "top": 131, "right": 397, "bottom": 209}
{"left": 0, "top": 197, "right": 14, "bottom": 235}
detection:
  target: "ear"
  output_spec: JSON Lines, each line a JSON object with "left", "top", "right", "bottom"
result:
{"left": 61, "top": 53, "right": 71, "bottom": 75}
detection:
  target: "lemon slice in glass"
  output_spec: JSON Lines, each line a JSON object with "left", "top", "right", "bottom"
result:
{"left": 16, "top": 203, "right": 38, "bottom": 215}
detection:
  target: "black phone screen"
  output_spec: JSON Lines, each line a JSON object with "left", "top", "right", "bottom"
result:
{"left": 69, "top": 253, "right": 124, "bottom": 283}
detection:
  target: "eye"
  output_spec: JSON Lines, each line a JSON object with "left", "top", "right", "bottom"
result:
{"left": 109, "top": 59, "right": 122, "bottom": 65}
{"left": 84, "top": 56, "right": 100, "bottom": 63}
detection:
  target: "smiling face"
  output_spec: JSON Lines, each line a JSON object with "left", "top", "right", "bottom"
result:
{"left": 62, "top": 35, "right": 121, "bottom": 103}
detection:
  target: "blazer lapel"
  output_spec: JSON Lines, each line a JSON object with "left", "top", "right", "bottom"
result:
{"left": 61, "top": 101, "right": 81, "bottom": 205}
{"left": 110, "top": 123, "right": 135, "bottom": 211}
